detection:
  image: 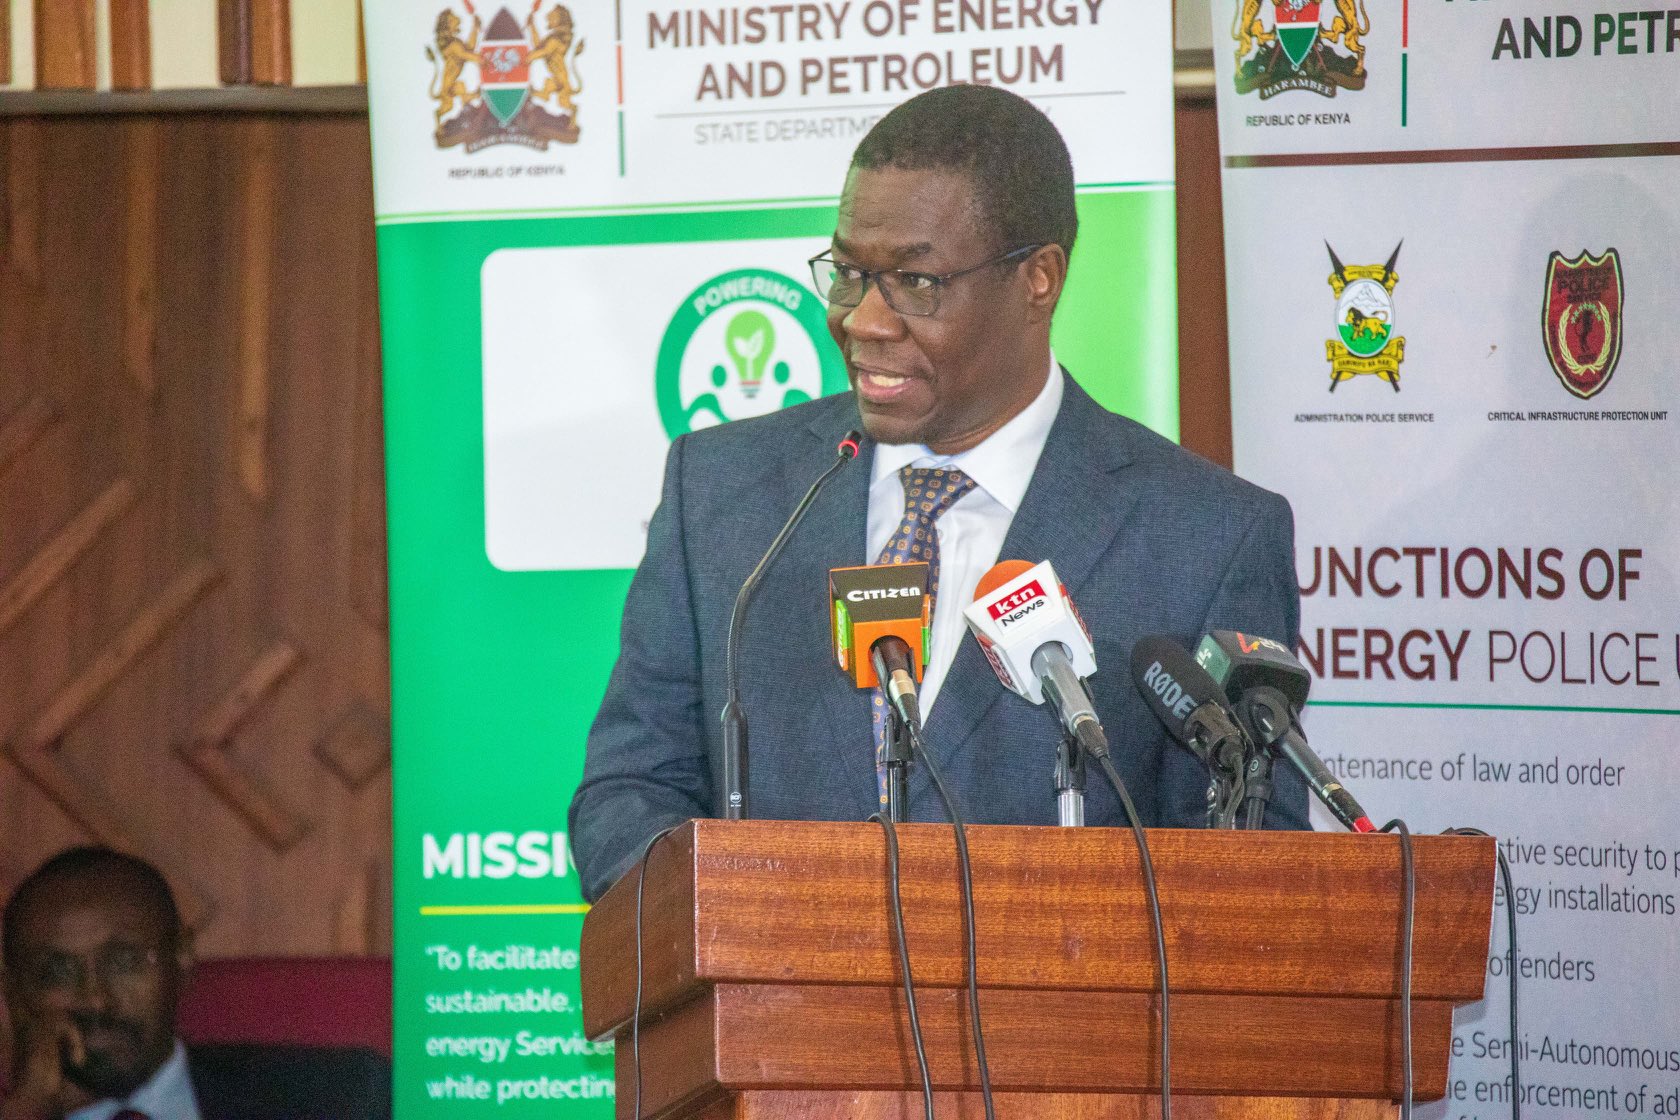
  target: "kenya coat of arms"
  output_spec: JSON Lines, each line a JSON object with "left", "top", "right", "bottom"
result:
{"left": 1233, "top": 0, "right": 1369, "bottom": 99}
{"left": 428, "top": 1, "right": 584, "bottom": 151}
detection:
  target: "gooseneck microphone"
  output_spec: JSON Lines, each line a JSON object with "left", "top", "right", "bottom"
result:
{"left": 720, "top": 429, "right": 862, "bottom": 819}
{"left": 1129, "top": 636, "right": 1252, "bottom": 828}
{"left": 1195, "top": 631, "right": 1376, "bottom": 833}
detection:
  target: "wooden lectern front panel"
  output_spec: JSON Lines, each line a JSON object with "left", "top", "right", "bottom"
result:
{"left": 715, "top": 1092, "right": 1399, "bottom": 1120}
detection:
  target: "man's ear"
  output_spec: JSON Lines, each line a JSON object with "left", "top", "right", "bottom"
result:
{"left": 174, "top": 927, "right": 195, "bottom": 977}
{"left": 1023, "top": 244, "right": 1069, "bottom": 324}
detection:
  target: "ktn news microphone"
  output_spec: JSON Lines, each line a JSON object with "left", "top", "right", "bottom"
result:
{"left": 962, "top": 560, "right": 1109, "bottom": 762}
{"left": 720, "top": 430, "right": 862, "bottom": 820}
{"left": 1195, "top": 630, "right": 1376, "bottom": 834}
{"left": 1128, "top": 636, "right": 1253, "bottom": 827}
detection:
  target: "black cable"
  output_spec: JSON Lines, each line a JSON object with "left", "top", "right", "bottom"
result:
{"left": 631, "top": 824, "right": 681, "bottom": 1120}
{"left": 1381, "top": 819, "right": 1416, "bottom": 1120}
{"left": 1447, "top": 826, "right": 1521, "bottom": 1120}
{"left": 870, "top": 812, "right": 936, "bottom": 1120}
{"left": 1092, "top": 751, "right": 1173, "bottom": 1120}
{"left": 911, "top": 733, "right": 997, "bottom": 1120}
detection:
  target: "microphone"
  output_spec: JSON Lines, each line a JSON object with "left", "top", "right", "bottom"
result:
{"left": 962, "top": 559, "right": 1108, "bottom": 759}
{"left": 1129, "top": 636, "right": 1251, "bottom": 826}
{"left": 1195, "top": 631, "right": 1376, "bottom": 833}
{"left": 870, "top": 635, "right": 922, "bottom": 735}
{"left": 721, "top": 429, "right": 862, "bottom": 820}
{"left": 831, "top": 563, "right": 930, "bottom": 821}
{"left": 829, "top": 562, "right": 930, "bottom": 690}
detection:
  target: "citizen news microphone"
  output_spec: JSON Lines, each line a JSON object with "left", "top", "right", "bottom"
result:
{"left": 963, "top": 559, "right": 1107, "bottom": 757}
{"left": 721, "top": 429, "right": 862, "bottom": 820}
{"left": 829, "top": 562, "right": 930, "bottom": 689}
{"left": 1128, "top": 636, "right": 1250, "bottom": 779}
{"left": 1195, "top": 631, "right": 1376, "bottom": 834}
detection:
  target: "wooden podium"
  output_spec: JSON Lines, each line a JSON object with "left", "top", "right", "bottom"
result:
{"left": 580, "top": 821, "right": 1494, "bottom": 1120}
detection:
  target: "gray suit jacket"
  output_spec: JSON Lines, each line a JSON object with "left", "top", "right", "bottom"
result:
{"left": 569, "top": 376, "right": 1308, "bottom": 901}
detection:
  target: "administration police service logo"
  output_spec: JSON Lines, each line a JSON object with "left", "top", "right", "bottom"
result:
{"left": 1542, "top": 249, "right": 1624, "bottom": 400}
{"left": 1233, "top": 0, "right": 1370, "bottom": 99}
{"left": 1324, "top": 241, "right": 1404, "bottom": 392}
{"left": 654, "top": 269, "right": 848, "bottom": 439}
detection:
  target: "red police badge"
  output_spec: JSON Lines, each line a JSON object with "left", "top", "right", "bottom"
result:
{"left": 1542, "top": 249, "right": 1624, "bottom": 400}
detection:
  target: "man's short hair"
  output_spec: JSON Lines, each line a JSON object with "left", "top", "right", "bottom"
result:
{"left": 851, "top": 85, "right": 1078, "bottom": 258}
{"left": 2, "top": 847, "right": 182, "bottom": 963}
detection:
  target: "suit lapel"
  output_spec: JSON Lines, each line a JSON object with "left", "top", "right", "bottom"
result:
{"left": 917, "top": 377, "right": 1140, "bottom": 785}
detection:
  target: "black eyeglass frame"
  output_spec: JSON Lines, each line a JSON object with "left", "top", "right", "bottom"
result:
{"left": 807, "top": 243, "right": 1046, "bottom": 318}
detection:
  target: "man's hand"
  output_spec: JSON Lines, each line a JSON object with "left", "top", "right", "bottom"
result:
{"left": 2, "top": 1007, "right": 83, "bottom": 1120}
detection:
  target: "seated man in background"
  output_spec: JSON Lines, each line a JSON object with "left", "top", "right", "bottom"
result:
{"left": 1, "top": 847, "right": 390, "bottom": 1120}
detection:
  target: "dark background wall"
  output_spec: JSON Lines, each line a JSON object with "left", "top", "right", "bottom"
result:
{"left": 0, "top": 95, "right": 1232, "bottom": 958}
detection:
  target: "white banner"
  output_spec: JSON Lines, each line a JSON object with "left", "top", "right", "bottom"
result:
{"left": 1213, "top": 1, "right": 1680, "bottom": 1117}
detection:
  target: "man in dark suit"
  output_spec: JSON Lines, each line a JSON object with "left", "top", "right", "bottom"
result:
{"left": 1, "top": 848, "right": 389, "bottom": 1120}
{"left": 569, "top": 84, "right": 1308, "bottom": 903}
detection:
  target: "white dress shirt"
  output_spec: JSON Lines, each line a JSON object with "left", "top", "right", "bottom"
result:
{"left": 866, "top": 359, "right": 1063, "bottom": 717}
{"left": 66, "top": 1039, "right": 202, "bottom": 1120}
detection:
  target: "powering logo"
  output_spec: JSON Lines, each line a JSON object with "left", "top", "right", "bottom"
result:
{"left": 655, "top": 269, "right": 848, "bottom": 439}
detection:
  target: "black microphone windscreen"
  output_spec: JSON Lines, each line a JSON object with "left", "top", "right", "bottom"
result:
{"left": 1130, "top": 636, "right": 1230, "bottom": 742}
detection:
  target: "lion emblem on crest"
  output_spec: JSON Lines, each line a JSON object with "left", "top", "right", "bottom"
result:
{"left": 426, "top": 0, "right": 585, "bottom": 152}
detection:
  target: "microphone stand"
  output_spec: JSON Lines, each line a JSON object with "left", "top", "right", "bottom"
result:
{"left": 1053, "top": 733, "right": 1086, "bottom": 826}
{"left": 883, "top": 707, "right": 913, "bottom": 824}
{"left": 720, "top": 431, "right": 861, "bottom": 819}
{"left": 1238, "top": 728, "right": 1275, "bottom": 830}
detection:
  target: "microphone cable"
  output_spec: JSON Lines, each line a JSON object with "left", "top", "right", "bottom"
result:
{"left": 631, "top": 824, "right": 681, "bottom": 1120}
{"left": 905, "top": 723, "right": 998, "bottom": 1120}
{"left": 1446, "top": 826, "right": 1522, "bottom": 1120}
{"left": 1379, "top": 818, "right": 1416, "bottom": 1120}
{"left": 870, "top": 811, "right": 936, "bottom": 1120}
{"left": 1089, "top": 747, "right": 1173, "bottom": 1120}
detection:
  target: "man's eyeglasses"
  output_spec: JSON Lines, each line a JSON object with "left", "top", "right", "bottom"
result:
{"left": 24, "top": 943, "right": 163, "bottom": 994}
{"left": 808, "top": 244, "right": 1043, "bottom": 318}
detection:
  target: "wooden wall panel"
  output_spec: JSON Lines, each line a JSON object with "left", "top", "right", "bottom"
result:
{"left": 0, "top": 112, "right": 391, "bottom": 959}
{"left": 1175, "top": 94, "right": 1234, "bottom": 470}
{"left": 109, "top": 0, "right": 151, "bottom": 89}
{"left": 0, "top": 94, "right": 1235, "bottom": 960}
{"left": 31, "top": 0, "right": 96, "bottom": 87}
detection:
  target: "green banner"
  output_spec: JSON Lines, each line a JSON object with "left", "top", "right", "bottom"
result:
{"left": 365, "top": 0, "right": 1179, "bottom": 1113}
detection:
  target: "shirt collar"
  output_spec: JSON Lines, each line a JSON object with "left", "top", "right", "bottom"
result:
{"left": 870, "top": 356, "right": 1063, "bottom": 514}
{"left": 67, "top": 1039, "right": 199, "bottom": 1120}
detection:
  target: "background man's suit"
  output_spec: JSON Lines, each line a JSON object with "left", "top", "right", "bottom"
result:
{"left": 187, "top": 1044, "right": 391, "bottom": 1120}
{"left": 569, "top": 376, "right": 1309, "bottom": 901}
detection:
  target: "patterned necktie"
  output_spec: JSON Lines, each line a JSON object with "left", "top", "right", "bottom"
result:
{"left": 871, "top": 465, "right": 977, "bottom": 808}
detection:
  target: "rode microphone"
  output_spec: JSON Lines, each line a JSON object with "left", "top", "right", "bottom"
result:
{"left": 1195, "top": 631, "right": 1376, "bottom": 834}
{"left": 963, "top": 560, "right": 1108, "bottom": 760}
{"left": 1129, "top": 636, "right": 1251, "bottom": 826}
{"left": 721, "top": 430, "right": 862, "bottom": 820}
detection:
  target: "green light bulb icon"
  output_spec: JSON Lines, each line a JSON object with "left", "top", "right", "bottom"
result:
{"left": 724, "top": 309, "right": 775, "bottom": 400}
